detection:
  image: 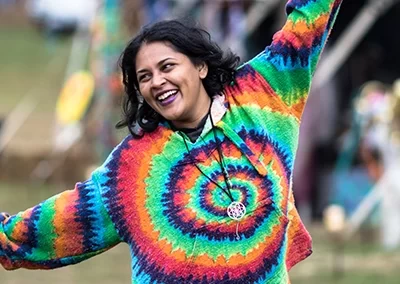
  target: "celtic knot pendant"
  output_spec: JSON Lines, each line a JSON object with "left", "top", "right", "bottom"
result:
{"left": 227, "top": 201, "right": 246, "bottom": 220}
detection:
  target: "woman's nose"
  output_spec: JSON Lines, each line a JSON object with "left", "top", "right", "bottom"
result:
{"left": 151, "top": 73, "right": 166, "bottom": 88}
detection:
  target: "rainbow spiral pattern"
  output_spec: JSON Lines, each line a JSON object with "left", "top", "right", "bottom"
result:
{"left": 1, "top": 0, "right": 341, "bottom": 283}
{"left": 98, "top": 120, "right": 293, "bottom": 282}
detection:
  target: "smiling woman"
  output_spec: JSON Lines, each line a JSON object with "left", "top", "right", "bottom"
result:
{"left": 135, "top": 41, "right": 211, "bottom": 129}
{"left": 117, "top": 19, "right": 240, "bottom": 136}
{"left": 1, "top": 1, "right": 343, "bottom": 283}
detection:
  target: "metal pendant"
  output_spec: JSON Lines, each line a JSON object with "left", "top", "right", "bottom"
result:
{"left": 227, "top": 201, "right": 246, "bottom": 220}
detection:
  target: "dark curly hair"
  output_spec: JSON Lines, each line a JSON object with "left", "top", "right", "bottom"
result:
{"left": 117, "top": 18, "right": 240, "bottom": 136}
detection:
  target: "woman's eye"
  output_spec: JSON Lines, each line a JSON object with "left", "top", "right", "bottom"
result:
{"left": 162, "top": 63, "right": 174, "bottom": 71}
{"left": 138, "top": 74, "right": 150, "bottom": 82}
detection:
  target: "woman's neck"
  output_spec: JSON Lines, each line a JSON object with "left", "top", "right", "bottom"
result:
{"left": 171, "top": 96, "right": 212, "bottom": 129}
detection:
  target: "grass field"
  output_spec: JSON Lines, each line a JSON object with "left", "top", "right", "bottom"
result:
{"left": 0, "top": 25, "right": 73, "bottom": 157}
{"left": 1, "top": 25, "right": 400, "bottom": 284}
{"left": 0, "top": 26, "right": 71, "bottom": 115}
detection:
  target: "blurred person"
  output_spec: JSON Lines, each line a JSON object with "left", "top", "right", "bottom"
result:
{"left": 353, "top": 81, "right": 390, "bottom": 183}
{"left": 330, "top": 82, "right": 388, "bottom": 219}
{"left": 331, "top": 80, "right": 400, "bottom": 248}
{"left": 0, "top": 0, "right": 342, "bottom": 283}
{"left": 372, "top": 80, "right": 400, "bottom": 249}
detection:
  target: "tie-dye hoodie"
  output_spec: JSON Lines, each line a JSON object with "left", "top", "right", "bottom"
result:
{"left": 1, "top": 0, "right": 342, "bottom": 283}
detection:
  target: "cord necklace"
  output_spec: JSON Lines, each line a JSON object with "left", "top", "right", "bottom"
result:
{"left": 181, "top": 108, "right": 246, "bottom": 221}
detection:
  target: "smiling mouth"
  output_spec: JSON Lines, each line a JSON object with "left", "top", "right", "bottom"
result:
{"left": 156, "top": 90, "right": 179, "bottom": 106}
{"left": 157, "top": 90, "right": 178, "bottom": 101}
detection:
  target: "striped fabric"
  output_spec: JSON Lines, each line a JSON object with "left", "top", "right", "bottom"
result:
{"left": 1, "top": 0, "right": 342, "bottom": 283}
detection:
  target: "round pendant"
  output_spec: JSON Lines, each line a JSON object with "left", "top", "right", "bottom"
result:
{"left": 227, "top": 201, "right": 246, "bottom": 220}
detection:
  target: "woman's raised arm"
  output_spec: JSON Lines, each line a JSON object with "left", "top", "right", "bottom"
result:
{"left": 244, "top": 0, "right": 342, "bottom": 116}
{"left": 0, "top": 177, "right": 121, "bottom": 270}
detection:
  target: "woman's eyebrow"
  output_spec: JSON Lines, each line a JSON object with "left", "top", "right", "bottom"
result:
{"left": 157, "top": 57, "right": 175, "bottom": 66}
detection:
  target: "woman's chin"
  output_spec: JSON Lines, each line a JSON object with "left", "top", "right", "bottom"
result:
{"left": 162, "top": 111, "right": 184, "bottom": 123}
{"left": 155, "top": 98, "right": 184, "bottom": 121}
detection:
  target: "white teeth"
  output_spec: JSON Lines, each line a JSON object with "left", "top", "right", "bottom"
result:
{"left": 157, "top": 90, "right": 177, "bottom": 101}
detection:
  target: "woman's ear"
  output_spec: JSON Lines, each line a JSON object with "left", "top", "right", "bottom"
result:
{"left": 198, "top": 63, "right": 208, "bottom": 79}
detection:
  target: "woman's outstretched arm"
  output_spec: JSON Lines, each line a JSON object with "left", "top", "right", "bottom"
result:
{"left": 0, "top": 178, "right": 121, "bottom": 270}
{"left": 233, "top": 0, "right": 342, "bottom": 118}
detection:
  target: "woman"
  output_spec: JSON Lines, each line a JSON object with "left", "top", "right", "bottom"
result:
{"left": 1, "top": 0, "right": 342, "bottom": 283}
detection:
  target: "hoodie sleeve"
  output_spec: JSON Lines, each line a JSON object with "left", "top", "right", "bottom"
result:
{"left": 230, "top": 0, "right": 342, "bottom": 120}
{"left": 0, "top": 178, "right": 121, "bottom": 270}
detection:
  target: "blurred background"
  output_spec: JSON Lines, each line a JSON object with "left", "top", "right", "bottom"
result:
{"left": 1, "top": 0, "right": 400, "bottom": 283}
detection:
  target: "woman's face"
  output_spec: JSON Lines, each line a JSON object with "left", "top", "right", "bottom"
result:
{"left": 135, "top": 41, "right": 210, "bottom": 129}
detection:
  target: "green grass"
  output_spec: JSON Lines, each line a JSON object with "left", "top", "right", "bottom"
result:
{"left": 0, "top": 181, "right": 57, "bottom": 212}
{"left": 0, "top": 26, "right": 71, "bottom": 115}
{"left": 292, "top": 272, "right": 400, "bottom": 284}
{"left": 289, "top": 225, "right": 400, "bottom": 283}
